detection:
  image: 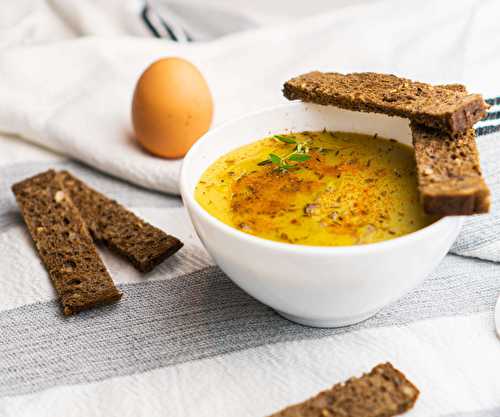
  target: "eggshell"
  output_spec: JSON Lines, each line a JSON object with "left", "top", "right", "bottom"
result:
{"left": 132, "top": 57, "right": 213, "bottom": 158}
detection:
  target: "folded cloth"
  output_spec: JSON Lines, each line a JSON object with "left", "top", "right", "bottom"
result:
{"left": 0, "top": 0, "right": 499, "bottom": 194}
{"left": 452, "top": 107, "right": 500, "bottom": 262}
{"left": 1, "top": 0, "right": 500, "bottom": 264}
{"left": 0, "top": 0, "right": 259, "bottom": 46}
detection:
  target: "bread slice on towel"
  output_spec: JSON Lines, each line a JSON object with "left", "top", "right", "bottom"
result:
{"left": 12, "top": 170, "right": 122, "bottom": 315}
{"left": 268, "top": 362, "right": 419, "bottom": 417}
{"left": 58, "top": 171, "right": 183, "bottom": 273}
{"left": 283, "top": 71, "right": 488, "bottom": 134}
{"left": 411, "top": 124, "right": 490, "bottom": 215}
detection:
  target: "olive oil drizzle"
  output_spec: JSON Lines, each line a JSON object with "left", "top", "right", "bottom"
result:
{"left": 195, "top": 131, "right": 435, "bottom": 246}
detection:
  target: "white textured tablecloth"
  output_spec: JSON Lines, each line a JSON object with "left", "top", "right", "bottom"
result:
{"left": 0, "top": 1, "right": 499, "bottom": 416}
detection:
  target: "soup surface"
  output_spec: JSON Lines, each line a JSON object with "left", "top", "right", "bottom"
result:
{"left": 195, "top": 131, "right": 435, "bottom": 246}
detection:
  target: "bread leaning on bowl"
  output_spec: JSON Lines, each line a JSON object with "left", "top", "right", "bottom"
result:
{"left": 283, "top": 71, "right": 490, "bottom": 215}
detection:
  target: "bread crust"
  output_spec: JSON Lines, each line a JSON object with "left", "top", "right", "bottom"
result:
{"left": 283, "top": 72, "right": 488, "bottom": 134}
{"left": 12, "top": 170, "right": 122, "bottom": 315}
{"left": 268, "top": 363, "right": 419, "bottom": 417}
{"left": 283, "top": 72, "right": 491, "bottom": 215}
{"left": 58, "top": 171, "right": 183, "bottom": 273}
{"left": 411, "top": 124, "right": 490, "bottom": 215}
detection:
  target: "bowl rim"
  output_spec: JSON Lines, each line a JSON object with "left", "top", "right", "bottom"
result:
{"left": 180, "top": 102, "right": 464, "bottom": 255}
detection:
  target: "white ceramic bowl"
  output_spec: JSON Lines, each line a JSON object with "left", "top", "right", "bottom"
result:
{"left": 180, "top": 103, "right": 464, "bottom": 328}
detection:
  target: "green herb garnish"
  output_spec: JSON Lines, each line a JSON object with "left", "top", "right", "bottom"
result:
{"left": 259, "top": 135, "right": 312, "bottom": 172}
{"left": 269, "top": 153, "right": 282, "bottom": 164}
{"left": 288, "top": 153, "right": 311, "bottom": 162}
{"left": 274, "top": 135, "right": 297, "bottom": 144}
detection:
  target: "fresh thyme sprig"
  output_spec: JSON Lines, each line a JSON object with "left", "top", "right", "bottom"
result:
{"left": 258, "top": 135, "right": 311, "bottom": 172}
{"left": 273, "top": 134, "right": 297, "bottom": 144}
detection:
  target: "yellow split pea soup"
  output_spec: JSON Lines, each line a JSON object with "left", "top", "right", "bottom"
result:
{"left": 195, "top": 131, "right": 436, "bottom": 246}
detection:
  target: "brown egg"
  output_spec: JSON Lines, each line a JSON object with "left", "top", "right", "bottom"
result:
{"left": 132, "top": 57, "right": 213, "bottom": 158}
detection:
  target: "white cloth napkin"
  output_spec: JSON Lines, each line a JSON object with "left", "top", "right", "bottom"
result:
{"left": 1, "top": 0, "right": 499, "bottom": 195}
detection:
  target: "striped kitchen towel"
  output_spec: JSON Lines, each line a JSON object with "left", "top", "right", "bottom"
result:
{"left": 0, "top": 0, "right": 499, "bottom": 196}
{"left": 476, "top": 97, "right": 500, "bottom": 137}
{"left": 453, "top": 96, "right": 500, "bottom": 262}
{"left": 0, "top": 148, "right": 499, "bottom": 416}
{"left": 20, "top": 0, "right": 257, "bottom": 44}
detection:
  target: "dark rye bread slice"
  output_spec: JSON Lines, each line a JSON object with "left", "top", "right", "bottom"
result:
{"left": 12, "top": 170, "right": 122, "bottom": 315}
{"left": 412, "top": 124, "right": 490, "bottom": 215}
{"left": 58, "top": 171, "right": 183, "bottom": 273}
{"left": 283, "top": 71, "right": 488, "bottom": 134}
{"left": 268, "top": 363, "right": 419, "bottom": 417}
